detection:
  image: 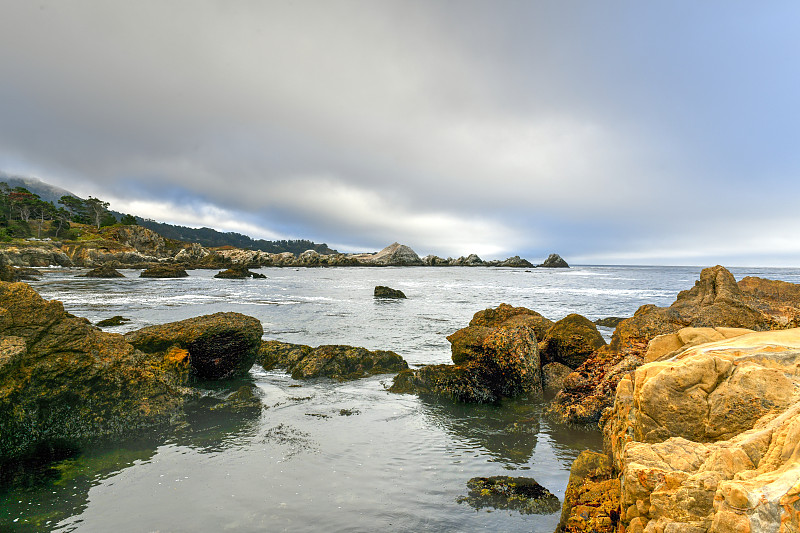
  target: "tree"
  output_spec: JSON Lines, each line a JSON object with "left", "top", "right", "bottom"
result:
{"left": 59, "top": 195, "right": 91, "bottom": 225}
{"left": 85, "top": 196, "right": 110, "bottom": 229}
{"left": 50, "top": 207, "right": 72, "bottom": 238}
{"left": 120, "top": 213, "right": 138, "bottom": 226}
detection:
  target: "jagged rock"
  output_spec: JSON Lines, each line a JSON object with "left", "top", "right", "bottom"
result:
{"left": 96, "top": 316, "right": 131, "bottom": 328}
{"left": 0, "top": 282, "right": 185, "bottom": 463}
{"left": 102, "top": 225, "right": 170, "bottom": 256}
{"left": 541, "top": 362, "right": 573, "bottom": 396}
{"left": 374, "top": 285, "right": 406, "bottom": 299}
{"left": 360, "top": 242, "right": 423, "bottom": 266}
{"left": 174, "top": 243, "right": 209, "bottom": 263}
{"left": 457, "top": 476, "right": 560, "bottom": 514}
{"left": 556, "top": 450, "right": 619, "bottom": 533}
{"left": 450, "top": 254, "right": 484, "bottom": 266}
{"left": 493, "top": 255, "right": 534, "bottom": 268}
{"left": 391, "top": 321, "right": 543, "bottom": 403}
{"left": 80, "top": 265, "right": 125, "bottom": 278}
{"left": 593, "top": 329, "right": 800, "bottom": 533}
{"left": 594, "top": 317, "right": 625, "bottom": 328}
{"left": 549, "top": 266, "right": 800, "bottom": 426}
{"left": 538, "top": 253, "right": 569, "bottom": 268}
{"left": 214, "top": 265, "right": 266, "bottom": 279}
{"left": 539, "top": 314, "right": 606, "bottom": 368}
{"left": 257, "top": 340, "right": 408, "bottom": 380}
{"left": 140, "top": 265, "right": 189, "bottom": 278}
{"left": 422, "top": 254, "right": 449, "bottom": 266}
{"left": 0, "top": 245, "right": 73, "bottom": 267}
{"left": 0, "top": 255, "right": 41, "bottom": 282}
{"left": 125, "top": 313, "right": 263, "bottom": 380}
{"left": 297, "top": 249, "right": 321, "bottom": 266}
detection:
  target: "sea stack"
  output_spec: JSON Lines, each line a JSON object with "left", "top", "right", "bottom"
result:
{"left": 538, "top": 253, "right": 569, "bottom": 268}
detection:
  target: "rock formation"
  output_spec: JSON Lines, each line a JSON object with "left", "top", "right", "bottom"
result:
{"left": 539, "top": 314, "right": 606, "bottom": 368}
{"left": 560, "top": 329, "right": 800, "bottom": 532}
{"left": 140, "top": 264, "right": 189, "bottom": 278}
{"left": 257, "top": 340, "right": 408, "bottom": 380}
{"left": 539, "top": 253, "right": 569, "bottom": 268}
{"left": 80, "top": 265, "right": 125, "bottom": 278}
{"left": 214, "top": 265, "right": 267, "bottom": 279}
{"left": 457, "top": 475, "right": 561, "bottom": 514}
{"left": 374, "top": 285, "right": 406, "bottom": 298}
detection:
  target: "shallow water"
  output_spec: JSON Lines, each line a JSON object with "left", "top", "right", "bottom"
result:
{"left": 3, "top": 265, "right": 799, "bottom": 532}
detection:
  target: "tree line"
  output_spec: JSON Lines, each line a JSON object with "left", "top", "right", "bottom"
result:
{"left": 0, "top": 183, "right": 136, "bottom": 241}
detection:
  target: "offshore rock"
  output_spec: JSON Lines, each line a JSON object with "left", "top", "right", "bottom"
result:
{"left": 374, "top": 285, "right": 406, "bottom": 299}
{"left": 493, "top": 255, "right": 534, "bottom": 268}
{"left": 457, "top": 475, "right": 560, "bottom": 514}
{"left": 450, "top": 254, "right": 484, "bottom": 266}
{"left": 79, "top": 264, "right": 125, "bottom": 278}
{"left": 125, "top": 313, "right": 263, "bottom": 380}
{"left": 597, "top": 329, "right": 800, "bottom": 533}
{"left": 96, "top": 316, "right": 131, "bottom": 328}
{"left": 140, "top": 264, "right": 189, "bottom": 278}
{"left": 214, "top": 265, "right": 266, "bottom": 279}
{"left": 549, "top": 266, "right": 800, "bottom": 426}
{"left": 539, "top": 314, "right": 606, "bottom": 368}
{"left": 258, "top": 340, "right": 408, "bottom": 380}
{"left": 391, "top": 309, "right": 544, "bottom": 402}
{"left": 0, "top": 282, "right": 185, "bottom": 463}
{"left": 538, "top": 253, "right": 569, "bottom": 268}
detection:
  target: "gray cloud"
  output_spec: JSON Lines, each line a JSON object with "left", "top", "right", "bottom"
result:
{"left": 1, "top": 1, "right": 799, "bottom": 264}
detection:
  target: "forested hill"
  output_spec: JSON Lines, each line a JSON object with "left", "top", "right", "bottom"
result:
{"left": 137, "top": 219, "right": 338, "bottom": 255}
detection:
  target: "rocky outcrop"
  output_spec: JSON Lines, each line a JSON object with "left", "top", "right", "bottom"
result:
{"left": 101, "top": 225, "right": 172, "bottom": 257}
{"left": 390, "top": 304, "right": 545, "bottom": 403}
{"left": 557, "top": 450, "right": 619, "bottom": 533}
{"left": 174, "top": 243, "right": 210, "bottom": 263}
{"left": 214, "top": 265, "right": 266, "bottom": 279}
{"left": 549, "top": 266, "right": 800, "bottom": 426}
{"left": 140, "top": 265, "right": 189, "bottom": 278}
{"left": 539, "top": 253, "right": 569, "bottom": 268}
{"left": 374, "top": 285, "right": 406, "bottom": 299}
{"left": 80, "top": 265, "right": 125, "bottom": 278}
{"left": 573, "top": 329, "right": 800, "bottom": 533}
{"left": 539, "top": 314, "right": 606, "bottom": 368}
{"left": 356, "top": 242, "right": 423, "bottom": 266}
{"left": 0, "top": 244, "right": 72, "bottom": 267}
{"left": 0, "top": 282, "right": 184, "bottom": 463}
{"left": 490, "top": 255, "right": 534, "bottom": 268}
{"left": 457, "top": 476, "right": 560, "bottom": 514}
{"left": 257, "top": 340, "right": 408, "bottom": 380}
{"left": 125, "top": 313, "right": 262, "bottom": 380}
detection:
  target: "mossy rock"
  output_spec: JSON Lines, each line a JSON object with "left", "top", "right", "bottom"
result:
{"left": 374, "top": 285, "right": 406, "bottom": 299}
{"left": 539, "top": 314, "right": 606, "bottom": 368}
{"left": 96, "top": 316, "right": 131, "bottom": 328}
{"left": 458, "top": 475, "right": 561, "bottom": 514}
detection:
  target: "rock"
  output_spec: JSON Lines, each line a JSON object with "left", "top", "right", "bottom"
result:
{"left": 539, "top": 253, "right": 569, "bottom": 268}
{"left": 0, "top": 245, "right": 73, "bottom": 267}
{"left": 422, "top": 254, "right": 449, "bottom": 266}
{"left": 556, "top": 450, "right": 619, "bottom": 533}
{"left": 80, "top": 265, "right": 125, "bottom": 278}
{"left": 468, "top": 303, "right": 554, "bottom": 341}
{"left": 174, "top": 243, "right": 210, "bottom": 263}
{"left": 457, "top": 475, "right": 560, "bottom": 514}
{"left": 0, "top": 255, "right": 41, "bottom": 282}
{"left": 549, "top": 266, "right": 800, "bottom": 426}
{"left": 374, "top": 285, "right": 406, "bottom": 299}
{"left": 392, "top": 322, "right": 543, "bottom": 403}
{"left": 258, "top": 340, "right": 408, "bottom": 380}
{"left": 539, "top": 314, "right": 606, "bottom": 368}
{"left": 125, "top": 312, "right": 263, "bottom": 380}
{"left": 96, "top": 316, "right": 131, "bottom": 328}
{"left": 542, "top": 362, "right": 573, "bottom": 396}
{"left": 493, "top": 255, "right": 534, "bottom": 268}
{"left": 361, "top": 242, "right": 423, "bottom": 266}
{"left": 450, "top": 254, "right": 484, "bottom": 266}
{"left": 594, "top": 329, "right": 800, "bottom": 533}
{"left": 102, "top": 225, "right": 171, "bottom": 257}
{"left": 0, "top": 281, "right": 184, "bottom": 463}
{"left": 214, "top": 265, "right": 266, "bottom": 279}
{"left": 140, "top": 264, "right": 189, "bottom": 278}
{"left": 643, "top": 326, "right": 754, "bottom": 363}
{"left": 594, "top": 317, "right": 625, "bottom": 328}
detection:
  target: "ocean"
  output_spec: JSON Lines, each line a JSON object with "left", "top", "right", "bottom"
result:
{"left": 4, "top": 265, "right": 800, "bottom": 532}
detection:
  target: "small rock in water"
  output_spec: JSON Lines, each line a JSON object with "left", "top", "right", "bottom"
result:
{"left": 96, "top": 316, "right": 131, "bottom": 328}
{"left": 374, "top": 285, "right": 406, "bottom": 299}
{"left": 457, "top": 475, "right": 560, "bottom": 514}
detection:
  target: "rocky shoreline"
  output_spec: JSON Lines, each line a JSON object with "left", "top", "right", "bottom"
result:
{"left": 0, "top": 226, "right": 568, "bottom": 270}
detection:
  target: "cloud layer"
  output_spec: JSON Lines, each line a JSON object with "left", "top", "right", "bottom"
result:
{"left": 1, "top": 1, "right": 799, "bottom": 264}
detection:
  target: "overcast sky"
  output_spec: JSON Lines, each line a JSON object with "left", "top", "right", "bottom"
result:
{"left": 1, "top": 1, "right": 799, "bottom": 265}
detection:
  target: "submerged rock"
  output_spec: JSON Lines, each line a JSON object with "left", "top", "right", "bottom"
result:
{"left": 374, "top": 285, "right": 406, "bottom": 299}
{"left": 458, "top": 475, "right": 560, "bottom": 515}
{"left": 258, "top": 340, "right": 408, "bottom": 380}
{"left": 96, "top": 315, "right": 131, "bottom": 328}
{"left": 0, "top": 281, "right": 185, "bottom": 464}
{"left": 125, "top": 313, "right": 263, "bottom": 380}
{"left": 80, "top": 265, "right": 125, "bottom": 278}
{"left": 140, "top": 264, "right": 189, "bottom": 278}
{"left": 538, "top": 253, "right": 569, "bottom": 268}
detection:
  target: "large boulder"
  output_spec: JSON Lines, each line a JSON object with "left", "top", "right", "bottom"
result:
{"left": 258, "top": 340, "right": 407, "bottom": 380}
{"left": 592, "top": 329, "right": 800, "bottom": 533}
{"left": 539, "top": 253, "right": 569, "bottom": 268}
{"left": 556, "top": 450, "right": 619, "bottom": 533}
{"left": 374, "top": 285, "right": 406, "bottom": 299}
{"left": 140, "top": 264, "right": 189, "bottom": 278}
{"left": 539, "top": 314, "right": 606, "bottom": 368}
{"left": 0, "top": 282, "right": 184, "bottom": 463}
{"left": 549, "top": 266, "right": 800, "bottom": 426}
{"left": 125, "top": 313, "right": 263, "bottom": 380}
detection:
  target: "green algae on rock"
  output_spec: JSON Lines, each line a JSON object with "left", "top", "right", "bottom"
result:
{"left": 457, "top": 475, "right": 560, "bottom": 514}
{"left": 258, "top": 340, "right": 408, "bottom": 380}
{"left": 96, "top": 315, "right": 131, "bottom": 327}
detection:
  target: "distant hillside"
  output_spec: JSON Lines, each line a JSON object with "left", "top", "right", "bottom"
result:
{"left": 137, "top": 219, "right": 337, "bottom": 255}
{"left": 0, "top": 172, "right": 337, "bottom": 256}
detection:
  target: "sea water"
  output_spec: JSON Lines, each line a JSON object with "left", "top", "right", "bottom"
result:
{"left": 3, "top": 265, "right": 799, "bottom": 532}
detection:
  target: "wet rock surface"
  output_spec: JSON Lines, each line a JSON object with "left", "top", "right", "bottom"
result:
{"left": 258, "top": 340, "right": 408, "bottom": 380}
{"left": 214, "top": 265, "right": 266, "bottom": 279}
{"left": 373, "top": 285, "right": 406, "bottom": 298}
{"left": 79, "top": 265, "right": 125, "bottom": 278}
{"left": 140, "top": 264, "right": 189, "bottom": 278}
{"left": 457, "top": 475, "right": 560, "bottom": 514}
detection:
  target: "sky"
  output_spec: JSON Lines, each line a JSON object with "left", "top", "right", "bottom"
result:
{"left": 1, "top": 1, "right": 799, "bottom": 265}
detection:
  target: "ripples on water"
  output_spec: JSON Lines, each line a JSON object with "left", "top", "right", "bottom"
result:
{"left": 4, "top": 265, "right": 800, "bottom": 532}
